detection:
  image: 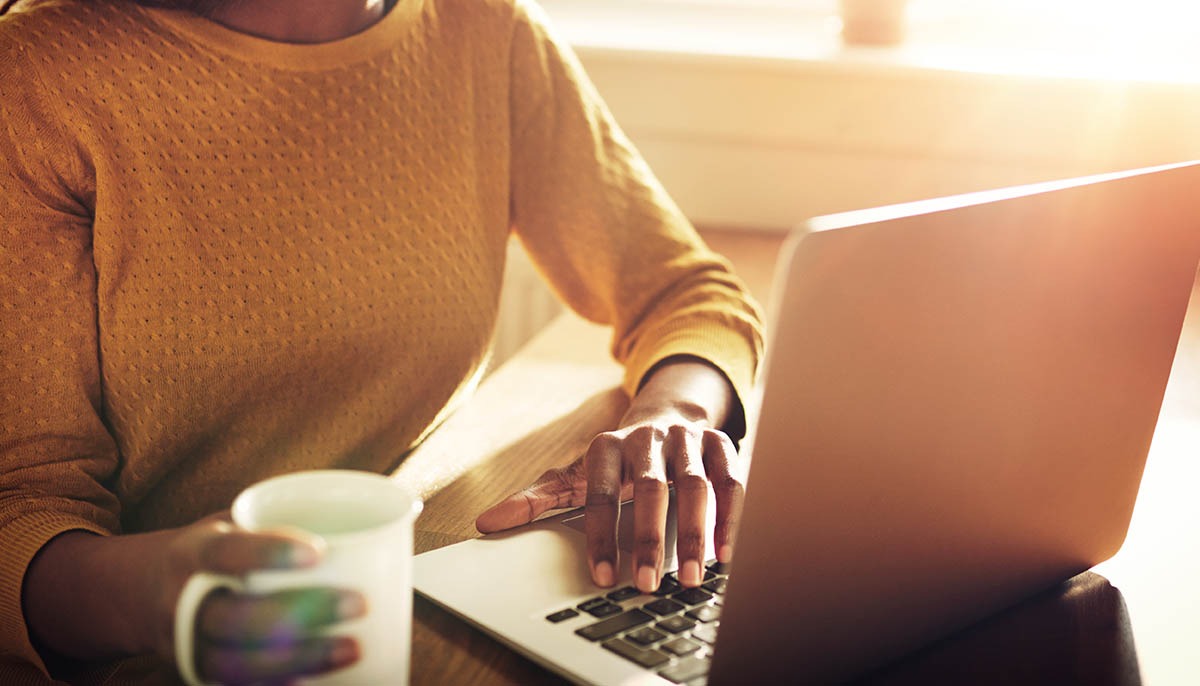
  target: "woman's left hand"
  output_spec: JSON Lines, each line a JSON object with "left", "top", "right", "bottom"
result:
{"left": 475, "top": 358, "right": 745, "bottom": 593}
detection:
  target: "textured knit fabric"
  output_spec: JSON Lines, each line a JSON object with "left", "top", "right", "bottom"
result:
{"left": 0, "top": 0, "right": 763, "bottom": 681}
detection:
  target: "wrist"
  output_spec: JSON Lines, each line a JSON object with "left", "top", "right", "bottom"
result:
{"left": 621, "top": 399, "right": 714, "bottom": 430}
{"left": 624, "top": 357, "right": 735, "bottom": 432}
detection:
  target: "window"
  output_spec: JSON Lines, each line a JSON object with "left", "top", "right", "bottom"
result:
{"left": 539, "top": 0, "right": 1200, "bottom": 229}
{"left": 544, "top": 0, "right": 1200, "bottom": 83}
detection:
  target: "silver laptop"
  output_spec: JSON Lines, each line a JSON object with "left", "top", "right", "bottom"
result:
{"left": 413, "top": 161, "right": 1200, "bottom": 685}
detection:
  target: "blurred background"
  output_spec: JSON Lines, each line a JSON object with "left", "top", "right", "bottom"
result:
{"left": 538, "top": 0, "right": 1200, "bottom": 228}
{"left": 494, "top": 0, "right": 1200, "bottom": 362}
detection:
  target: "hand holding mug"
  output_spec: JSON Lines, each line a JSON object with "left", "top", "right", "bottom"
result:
{"left": 170, "top": 471, "right": 422, "bottom": 686}
{"left": 155, "top": 516, "right": 363, "bottom": 685}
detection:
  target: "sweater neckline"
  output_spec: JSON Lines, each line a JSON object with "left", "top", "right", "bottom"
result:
{"left": 135, "top": 0, "right": 422, "bottom": 72}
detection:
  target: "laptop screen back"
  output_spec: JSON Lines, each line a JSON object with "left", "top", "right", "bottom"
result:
{"left": 710, "top": 162, "right": 1200, "bottom": 683}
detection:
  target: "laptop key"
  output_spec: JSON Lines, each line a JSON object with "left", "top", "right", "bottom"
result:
{"left": 686, "top": 605, "right": 720, "bottom": 623}
{"left": 656, "top": 615, "right": 697, "bottom": 634}
{"left": 546, "top": 608, "right": 579, "bottom": 623}
{"left": 577, "top": 597, "right": 609, "bottom": 612}
{"left": 673, "top": 587, "right": 714, "bottom": 606}
{"left": 587, "top": 602, "right": 623, "bottom": 618}
{"left": 660, "top": 636, "right": 702, "bottom": 656}
{"left": 625, "top": 626, "right": 667, "bottom": 646}
{"left": 602, "top": 638, "right": 671, "bottom": 669}
{"left": 659, "top": 655, "right": 711, "bottom": 683}
{"left": 606, "top": 586, "right": 641, "bottom": 602}
{"left": 652, "top": 576, "right": 682, "bottom": 597}
{"left": 702, "top": 578, "right": 727, "bottom": 595}
{"left": 691, "top": 622, "right": 719, "bottom": 644}
{"left": 644, "top": 598, "right": 686, "bottom": 616}
{"left": 706, "top": 561, "right": 730, "bottom": 575}
{"left": 575, "top": 609, "right": 654, "bottom": 642}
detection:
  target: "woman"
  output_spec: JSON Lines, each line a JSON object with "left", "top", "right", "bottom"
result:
{"left": 0, "top": 0, "right": 763, "bottom": 683}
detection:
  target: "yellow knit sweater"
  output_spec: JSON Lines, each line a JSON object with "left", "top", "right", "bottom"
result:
{"left": 0, "top": 0, "right": 762, "bottom": 681}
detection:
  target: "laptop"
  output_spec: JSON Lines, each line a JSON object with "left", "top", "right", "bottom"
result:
{"left": 413, "top": 161, "right": 1200, "bottom": 684}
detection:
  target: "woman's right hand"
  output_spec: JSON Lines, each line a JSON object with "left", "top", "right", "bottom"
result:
{"left": 148, "top": 515, "right": 366, "bottom": 685}
{"left": 24, "top": 515, "right": 365, "bottom": 684}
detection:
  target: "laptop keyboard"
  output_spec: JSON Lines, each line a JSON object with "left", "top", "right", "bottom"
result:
{"left": 546, "top": 560, "right": 730, "bottom": 685}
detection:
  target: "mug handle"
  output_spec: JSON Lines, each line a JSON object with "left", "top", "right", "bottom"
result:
{"left": 174, "top": 572, "right": 244, "bottom": 686}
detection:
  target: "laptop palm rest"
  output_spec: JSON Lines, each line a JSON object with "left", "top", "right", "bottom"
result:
{"left": 415, "top": 489, "right": 715, "bottom": 684}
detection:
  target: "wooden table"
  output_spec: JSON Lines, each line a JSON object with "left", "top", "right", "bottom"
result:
{"left": 390, "top": 228, "right": 1200, "bottom": 685}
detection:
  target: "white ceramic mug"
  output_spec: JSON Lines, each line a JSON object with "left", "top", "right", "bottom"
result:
{"left": 174, "top": 470, "right": 423, "bottom": 686}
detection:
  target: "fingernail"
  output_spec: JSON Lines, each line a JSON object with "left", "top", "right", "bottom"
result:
{"left": 718, "top": 544, "right": 733, "bottom": 563}
{"left": 289, "top": 543, "right": 322, "bottom": 568}
{"left": 272, "top": 527, "right": 326, "bottom": 567}
{"left": 337, "top": 592, "right": 367, "bottom": 620}
{"left": 270, "top": 542, "right": 317, "bottom": 569}
{"left": 329, "top": 638, "right": 360, "bottom": 668}
{"left": 637, "top": 566, "right": 658, "bottom": 593}
{"left": 680, "top": 560, "right": 701, "bottom": 587}
{"left": 593, "top": 561, "right": 614, "bottom": 587}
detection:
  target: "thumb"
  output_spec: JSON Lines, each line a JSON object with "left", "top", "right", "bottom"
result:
{"left": 475, "top": 465, "right": 583, "bottom": 533}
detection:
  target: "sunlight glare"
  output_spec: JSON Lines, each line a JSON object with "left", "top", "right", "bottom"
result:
{"left": 907, "top": 0, "right": 1200, "bottom": 82}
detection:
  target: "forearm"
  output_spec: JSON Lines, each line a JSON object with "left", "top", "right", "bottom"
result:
{"left": 624, "top": 356, "right": 736, "bottom": 432}
{"left": 24, "top": 529, "right": 167, "bottom": 661}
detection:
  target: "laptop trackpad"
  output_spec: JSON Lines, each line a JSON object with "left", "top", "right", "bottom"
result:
{"left": 559, "top": 493, "right": 681, "bottom": 568}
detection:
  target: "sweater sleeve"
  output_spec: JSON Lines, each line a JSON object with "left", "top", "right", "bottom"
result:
{"left": 506, "top": 0, "right": 764, "bottom": 437}
{"left": 0, "top": 32, "right": 123, "bottom": 676}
